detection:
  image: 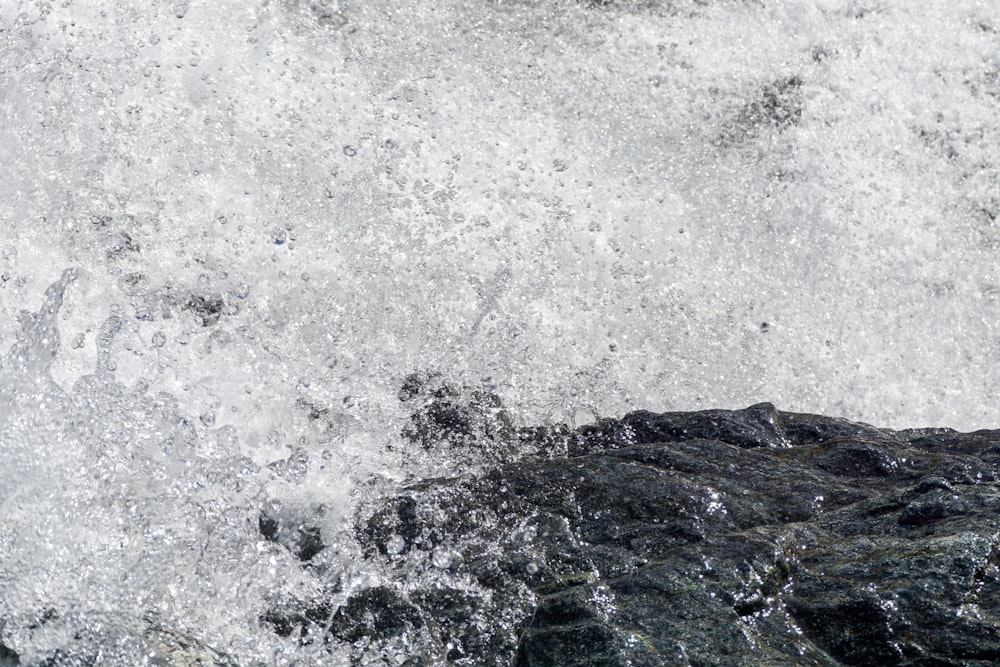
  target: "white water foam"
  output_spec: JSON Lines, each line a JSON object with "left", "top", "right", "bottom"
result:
{"left": 1, "top": 0, "right": 999, "bottom": 662}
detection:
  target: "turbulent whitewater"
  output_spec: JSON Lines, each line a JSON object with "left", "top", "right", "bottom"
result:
{"left": 1, "top": 0, "right": 999, "bottom": 663}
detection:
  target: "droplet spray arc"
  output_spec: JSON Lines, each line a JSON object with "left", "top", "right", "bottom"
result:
{"left": 5, "top": 268, "right": 77, "bottom": 371}
{"left": 0, "top": 270, "right": 299, "bottom": 665}
{"left": 1, "top": 268, "right": 81, "bottom": 499}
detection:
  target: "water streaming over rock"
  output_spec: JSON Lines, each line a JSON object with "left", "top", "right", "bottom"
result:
{"left": 2, "top": 0, "right": 1000, "bottom": 663}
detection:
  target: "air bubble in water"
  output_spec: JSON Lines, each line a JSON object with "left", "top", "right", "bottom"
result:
{"left": 432, "top": 548, "right": 457, "bottom": 569}
{"left": 151, "top": 331, "right": 166, "bottom": 348}
{"left": 385, "top": 534, "right": 406, "bottom": 555}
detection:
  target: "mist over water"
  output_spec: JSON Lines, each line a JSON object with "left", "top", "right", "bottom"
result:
{"left": 1, "top": 0, "right": 999, "bottom": 662}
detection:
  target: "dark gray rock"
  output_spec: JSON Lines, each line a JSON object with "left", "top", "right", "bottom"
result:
{"left": 0, "top": 639, "right": 17, "bottom": 667}
{"left": 258, "top": 510, "right": 326, "bottom": 562}
{"left": 330, "top": 586, "right": 423, "bottom": 643}
{"left": 327, "top": 400, "right": 1000, "bottom": 666}
{"left": 398, "top": 372, "right": 519, "bottom": 462}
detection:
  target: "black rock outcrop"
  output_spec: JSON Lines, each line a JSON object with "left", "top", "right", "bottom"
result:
{"left": 324, "top": 398, "right": 1000, "bottom": 666}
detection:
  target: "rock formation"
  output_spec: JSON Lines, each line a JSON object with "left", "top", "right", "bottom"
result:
{"left": 8, "top": 382, "right": 1000, "bottom": 666}
{"left": 304, "top": 390, "right": 1000, "bottom": 666}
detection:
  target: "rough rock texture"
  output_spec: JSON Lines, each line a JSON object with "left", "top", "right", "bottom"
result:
{"left": 326, "top": 395, "right": 1000, "bottom": 666}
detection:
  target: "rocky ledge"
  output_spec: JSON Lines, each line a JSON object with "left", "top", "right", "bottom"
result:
{"left": 283, "top": 382, "right": 1000, "bottom": 666}
{"left": 7, "top": 383, "right": 1000, "bottom": 666}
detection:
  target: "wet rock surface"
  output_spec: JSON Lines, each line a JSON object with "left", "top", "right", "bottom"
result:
{"left": 398, "top": 372, "right": 518, "bottom": 462}
{"left": 332, "top": 398, "right": 1000, "bottom": 666}
{"left": 7, "top": 391, "right": 1000, "bottom": 665}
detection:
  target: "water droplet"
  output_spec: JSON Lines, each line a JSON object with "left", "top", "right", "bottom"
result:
{"left": 385, "top": 534, "right": 405, "bottom": 555}
{"left": 432, "top": 548, "right": 455, "bottom": 569}
{"left": 151, "top": 331, "right": 167, "bottom": 347}
{"left": 342, "top": 145, "right": 357, "bottom": 157}
{"left": 526, "top": 561, "right": 539, "bottom": 575}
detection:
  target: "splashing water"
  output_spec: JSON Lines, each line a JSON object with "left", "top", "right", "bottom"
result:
{"left": 0, "top": 270, "right": 358, "bottom": 664}
{"left": 2, "top": 0, "right": 1000, "bottom": 662}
